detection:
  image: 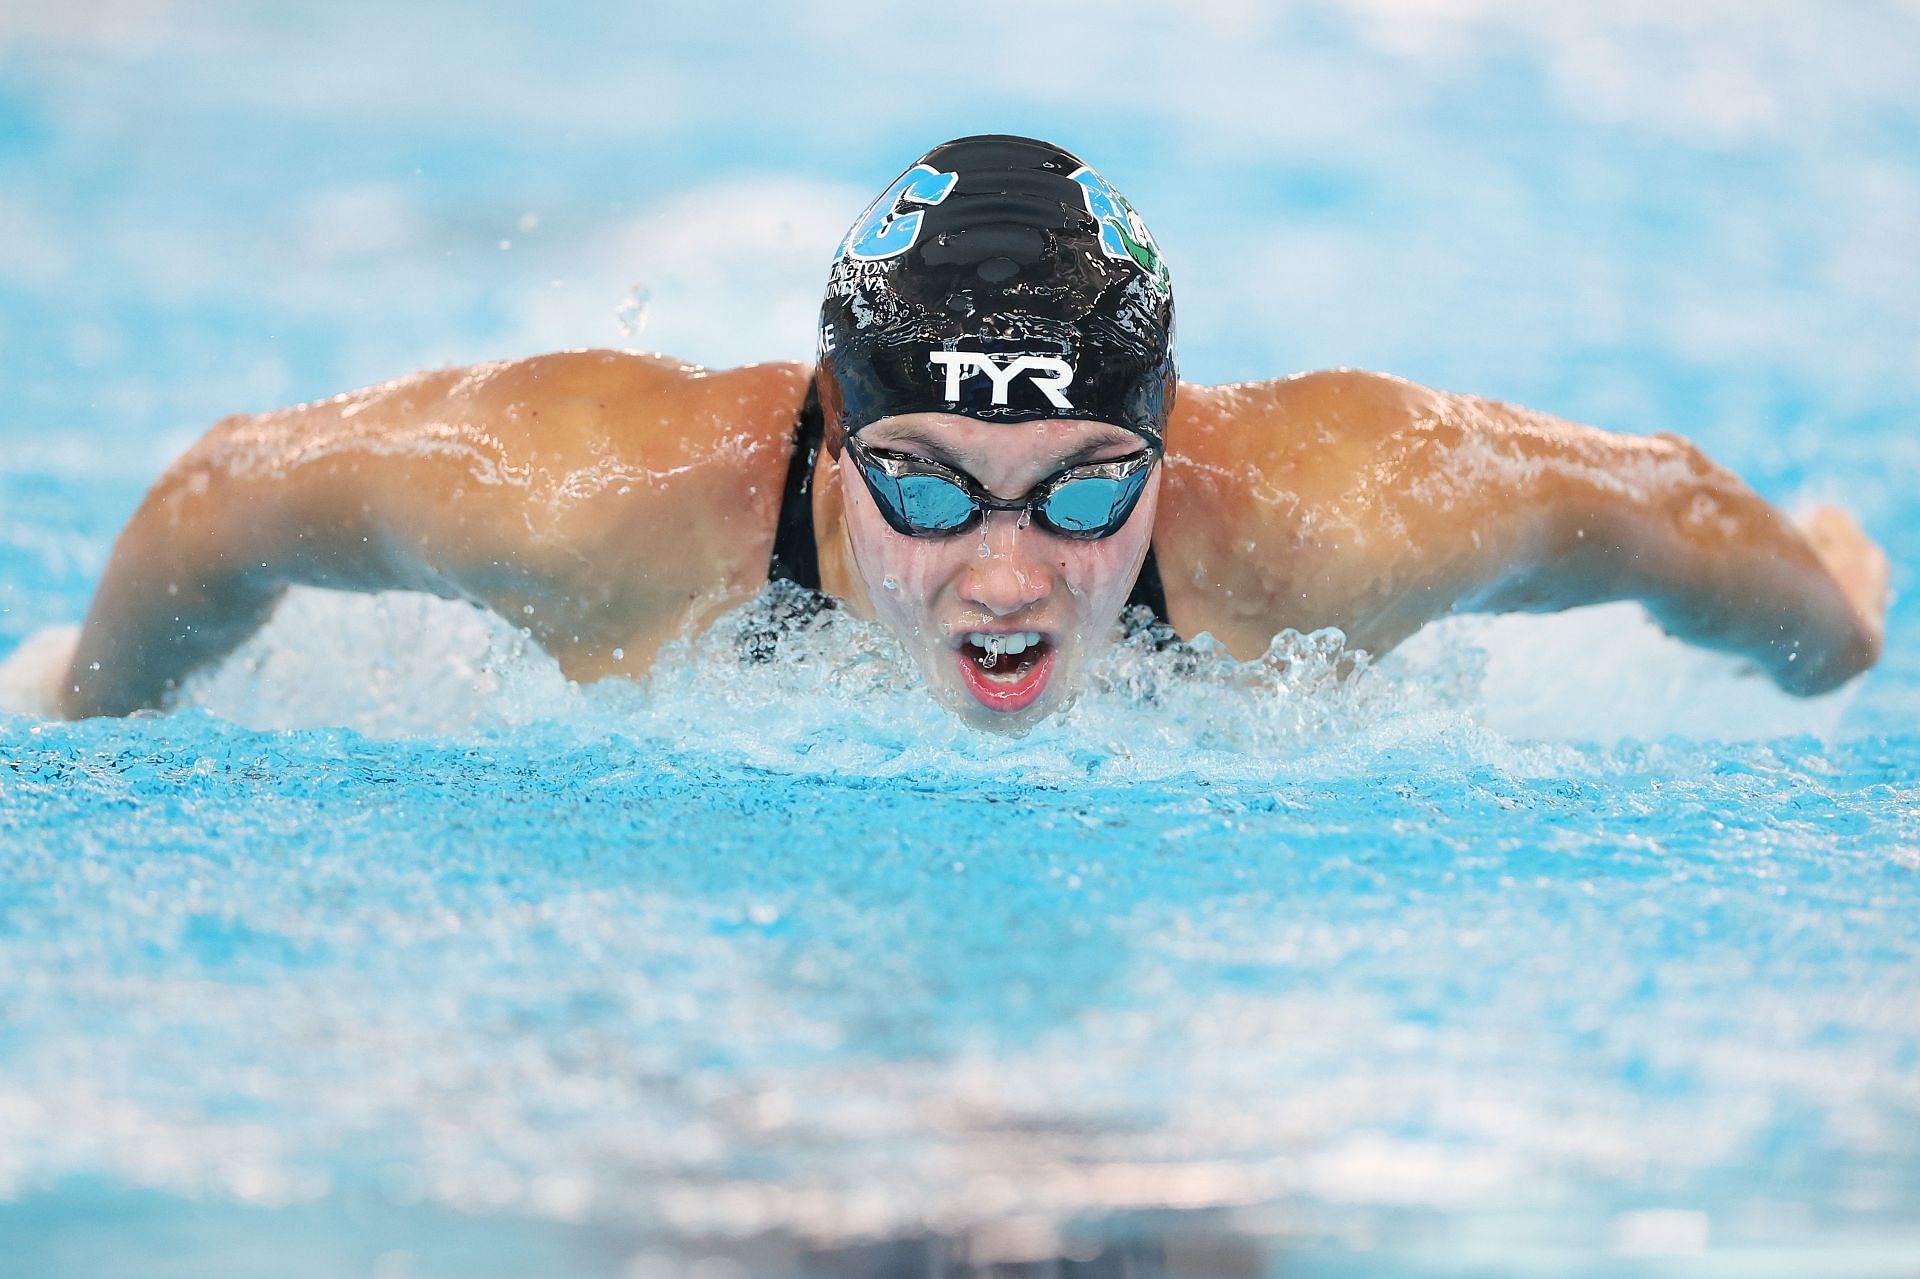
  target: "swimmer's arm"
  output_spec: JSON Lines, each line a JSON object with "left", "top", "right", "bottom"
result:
{"left": 60, "top": 353, "right": 808, "bottom": 718}
{"left": 59, "top": 433, "right": 643, "bottom": 719}
{"left": 1440, "top": 398, "right": 1887, "bottom": 695}
{"left": 59, "top": 441, "right": 471, "bottom": 718}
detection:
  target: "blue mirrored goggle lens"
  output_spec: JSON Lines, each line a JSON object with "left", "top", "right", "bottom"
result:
{"left": 873, "top": 469, "right": 977, "bottom": 533}
{"left": 1039, "top": 475, "right": 1135, "bottom": 534}
{"left": 860, "top": 447, "right": 1152, "bottom": 538}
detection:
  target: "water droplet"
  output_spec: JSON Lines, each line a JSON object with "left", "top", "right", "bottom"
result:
{"left": 615, "top": 285, "right": 652, "bottom": 337}
{"left": 88, "top": 661, "right": 100, "bottom": 672}
{"left": 612, "top": 647, "right": 625, "bottom": 661}
{"left": 522, "top": 604, "right": 535, "bottom": 615}
{"left": 881, "top": 577, "right": 897, "bottom": 591}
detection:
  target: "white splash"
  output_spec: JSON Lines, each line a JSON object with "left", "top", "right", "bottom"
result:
{"left": 0, "top": 581, "right": 1857, "bottom": 750}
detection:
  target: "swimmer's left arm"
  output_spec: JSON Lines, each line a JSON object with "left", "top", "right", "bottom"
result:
{"left": 1169, "top": 372, "right": 1884, "bottom": 694}
{"left": 1419, "top": 394, "right": 1888, "bottom": 695}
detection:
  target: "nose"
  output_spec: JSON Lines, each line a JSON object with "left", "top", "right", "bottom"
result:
{"left": 956, "top": 511, "right": 1052, "bottom": 617}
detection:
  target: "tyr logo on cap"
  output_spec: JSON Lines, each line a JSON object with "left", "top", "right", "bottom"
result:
{"left": 929, "top": 351, "right": 1075, "bottom": 409}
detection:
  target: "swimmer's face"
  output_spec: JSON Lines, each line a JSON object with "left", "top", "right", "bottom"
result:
{"left": 837, "top": 412, "right": 1160, "bottom": 731}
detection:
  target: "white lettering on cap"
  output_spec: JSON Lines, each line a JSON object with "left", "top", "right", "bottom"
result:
{"left": 928, "top": 351, "right": 1074, "bottom": 410}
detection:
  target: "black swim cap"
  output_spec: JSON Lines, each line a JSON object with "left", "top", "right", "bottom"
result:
{"left": 817, "top": 135, "right": 1175, "bottom": 452}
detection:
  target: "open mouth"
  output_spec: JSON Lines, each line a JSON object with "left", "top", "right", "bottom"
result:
{"left": 954, "top": 630, "right": 1056, "bottom": 713}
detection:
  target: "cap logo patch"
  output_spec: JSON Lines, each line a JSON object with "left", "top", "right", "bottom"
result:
{"left": 929, "top": 351, "right": 1075, "bottom": 409}
{"left": 841, "top": 164, "right": 959, "bottom": 262}
{"left": 1069, "top": 165, "right": 1170, "bottom": 295}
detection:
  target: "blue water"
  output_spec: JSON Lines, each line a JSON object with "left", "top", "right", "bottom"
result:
{"left": 3, "top": 4, "right": 1919, "bottom": 1275}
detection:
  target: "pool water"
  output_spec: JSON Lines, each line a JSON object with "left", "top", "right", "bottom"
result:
{"left": 2, "top": 4, "right": 1919, "bottom": 1275}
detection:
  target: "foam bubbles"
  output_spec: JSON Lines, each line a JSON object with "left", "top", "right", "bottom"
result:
{"left": 122, "top": 582, "right": 1863, "bottom": 757}
{"left": 1, "top": 583, "right": 1916, "bottom": 1261}
{"left": 152, "top": 582, "right": 1489, "bottom": 777}
{"left": 173, "top": 588, "right": 583, "bottom": 736}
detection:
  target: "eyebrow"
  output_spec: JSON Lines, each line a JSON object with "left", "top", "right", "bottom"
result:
{"left": 1053, "top": 436, "right": 1143, "bottom": 468}
{"left": 875, "top": 425, "right": 972, "bottom": 467}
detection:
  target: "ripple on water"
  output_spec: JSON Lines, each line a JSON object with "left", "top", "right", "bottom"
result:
{"left": 0, "top": 585, "right": 1914, "bottom": 1258}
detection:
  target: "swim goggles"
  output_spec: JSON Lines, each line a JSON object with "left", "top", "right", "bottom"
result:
{"left": 846, "top": 434, "right": 1158, "bottom": 540}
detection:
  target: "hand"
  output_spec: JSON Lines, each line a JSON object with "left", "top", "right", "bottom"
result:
{"left": 1797, "top": 506, "right": 1890, "bottom": 643}
{"left": 0, "top": 624, "right": 80, "bottom": 718}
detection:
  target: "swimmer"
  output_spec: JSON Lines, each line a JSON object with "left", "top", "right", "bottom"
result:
{"left": 56, "top": 135, "right": 1889, "bottom": 726}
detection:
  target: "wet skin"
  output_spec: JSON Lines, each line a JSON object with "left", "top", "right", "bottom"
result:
{"left": 828, "top": 414, "right": 1157, "bottom": 730}
{"left": 58, "top": 350, "right": 1889, "bottom": 720}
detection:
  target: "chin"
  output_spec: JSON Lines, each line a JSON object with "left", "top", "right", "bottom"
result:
{"left": 926, "top": 642, "right": 1078, "bottom": 734}
{"left": 949, "top": 695, "right": 1055, "bottom": 735}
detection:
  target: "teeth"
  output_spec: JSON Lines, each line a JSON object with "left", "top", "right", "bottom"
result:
{"left": 966, "top": 630, "right": 1043, "bottom": 657}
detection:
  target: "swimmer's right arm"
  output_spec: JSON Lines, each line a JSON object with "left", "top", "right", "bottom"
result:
{"left": 59, "top": 353, "right": 809, "bottom": 718}
{"left": 59, "top": 413, "right": 477, "bottom": 718}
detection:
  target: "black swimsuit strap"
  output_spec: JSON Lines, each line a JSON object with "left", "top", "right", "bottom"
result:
{"left": 1128, "top": 537, "right": 1169, "bottom": 620}
{"left": 766, "top": 378, "right": 1169, "bottom": 620}
{"left": 766, "top": 381, "right": 826, "bottom": 591}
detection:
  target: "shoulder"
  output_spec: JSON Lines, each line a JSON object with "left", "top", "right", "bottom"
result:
{"left": 1169, "top": 369, "right": 1452, "bottom": 468}
{"left": 216, "top": 349, "right": 810, "bottom": 454}
{"left": 1180, "top": 366, "right": 1442, "bottom": 421}
{"left": 442, "top": 347, "right": 808, "bottom": 416}
{"left": 1162, "top": 369, "right": 1461, "bottom": 520}
{"left": 1172, "top": 369, "right": 1683, "bottom": 481}
{"left": 428, "top": 348, "right": 810, "bottom": 464}
{"left": 173, "top": 348, "right": 813, "bottom": 571}
{"left": 425, "top": 350, "right": 812, "bottom": 557}
{"left": 190, "top": 349, "right": 812, "bottom": 495}
{"left": 1152, "top": 369, "right": 1481, "bottom": 653}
